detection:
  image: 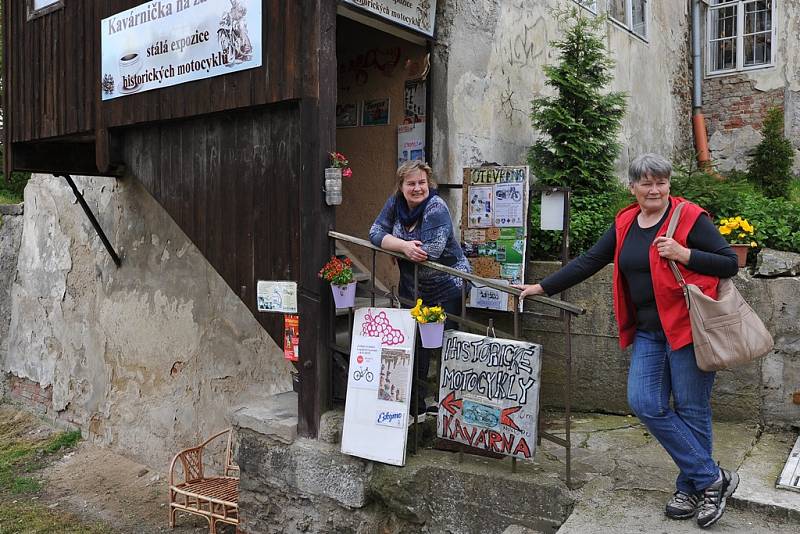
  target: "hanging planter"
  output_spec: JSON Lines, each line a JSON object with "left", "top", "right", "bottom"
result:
{"left": 324, "top": 152, "right": 352, "bottom": 206}
{"left": 324, "top": 167, "right": 343, "bottom": 206}
{"left": 410, "top": 299, "right": 447, "bottom": 348}
{"left": 418, "top": 321, "right": 445, "bottom": 349}
{"left": 331, "top": 281, "right": 357, "bottom": 309}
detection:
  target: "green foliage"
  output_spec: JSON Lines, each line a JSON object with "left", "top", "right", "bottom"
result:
{"left": 528, "top": 8, "right": 627, "bottom": 194}
{"left": 0, "top": 147, "right": 30, "bottom": 205}
{"left": 44, "top": 430, "right": 82, "bottom": 453}
{"left": 529, "top": 184, "right": 632, "bottom": 259}
{"left": 747, "top": 107, "right": 796, "bottom": 198}
{"left": 671, "top": 166, "right": 800, "bottom": 254}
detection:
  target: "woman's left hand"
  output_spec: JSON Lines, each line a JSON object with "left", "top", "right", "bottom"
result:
{"left": 653, "top": 236, "right": 691, "bottom": 265}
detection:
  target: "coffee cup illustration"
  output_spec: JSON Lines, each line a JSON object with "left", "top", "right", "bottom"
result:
{"left": 118, "top": 52, "right": 143, "bottom": 93}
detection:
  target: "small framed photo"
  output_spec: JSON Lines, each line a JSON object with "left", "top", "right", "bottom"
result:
{"left": 362, "top": 98, "right": 390, "bottom": 126}
{"left": 336, "top": 103, "right": 359, "bottom": 128}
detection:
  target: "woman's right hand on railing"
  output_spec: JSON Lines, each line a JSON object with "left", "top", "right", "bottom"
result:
{"left": 402, "top": 240, "right": 428, "bottom": 262}
{"left": 513, "top": 283, "right": 544, "bottom": 298}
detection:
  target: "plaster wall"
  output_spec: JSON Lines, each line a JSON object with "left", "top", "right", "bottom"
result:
{"left": 704, "top": 0, "right": 800, "bottom": 173}
{"left": 2, "top": 175, "right": 293, "bottom": 468}
{"left": 431, "top": 0, "right": 691, "bottom": 196}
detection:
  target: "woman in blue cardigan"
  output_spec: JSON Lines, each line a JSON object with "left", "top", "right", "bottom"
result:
{"left": 369, "top": 160, "right": 471, "bottom": 418}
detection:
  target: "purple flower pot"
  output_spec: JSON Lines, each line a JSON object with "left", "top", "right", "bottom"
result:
{"left": 331, "top": 281, "right": 357, "bottom": 309}
{"left": 418, "top": 321, "right": 445, "bottom": 348}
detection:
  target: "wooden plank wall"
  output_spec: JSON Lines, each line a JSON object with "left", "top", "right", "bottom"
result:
{"left": 122, "top": 103, "right": 302, "bottom": 345}
{"left": 4, "top": 0, "right": 301, "bottom": 142}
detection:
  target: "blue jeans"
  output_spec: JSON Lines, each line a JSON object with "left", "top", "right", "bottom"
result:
{"left": 627, "top": 330, "right": 719, "bottom": 494}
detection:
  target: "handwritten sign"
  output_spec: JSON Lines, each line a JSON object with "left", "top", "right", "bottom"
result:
{"left": 342, "top": 0, "right": 436, "bottom": 37}
{"left": 437, "top": 331, "right": 542, "bottom": 460}
{"left": 101, "top": 0, "right": 263, "bottom": 100}
{"left": 341, "top": 308, "right": 417, "bottom": 466}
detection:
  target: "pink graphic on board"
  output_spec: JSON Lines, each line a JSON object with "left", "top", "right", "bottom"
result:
{"left": 361, "top": 310, "right": 405, "bottom": 346}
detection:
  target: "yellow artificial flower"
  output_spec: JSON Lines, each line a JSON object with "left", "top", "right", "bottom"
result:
{"left": 719, "top": 226, "right": 732, "bottom": 235}
{"left": 741, "top": 220, "right": 753, "bottom": 233}
{"left": 726, "top": 220, "right": 739, "bottom": 229}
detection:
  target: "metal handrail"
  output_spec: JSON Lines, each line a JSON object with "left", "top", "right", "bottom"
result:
{"left": 328, "top": 231, "right": 585, "bottom": 316}
{"left": 328, "top": 230, "right": 581, "bottom": 488}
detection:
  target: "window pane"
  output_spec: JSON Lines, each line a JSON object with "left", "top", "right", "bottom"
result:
{"left": 745, "top": 1, "right": 770, "bottom": 34}
{"left": 574, "top": 0, "right": 597, "bottom": 11}
{"left": 711, "top": 6, "right": 737, "bottom": 39}
{"left": 712, "top": 38, "right": 737, "bottom": 71}
{"left": 744, "top": 32, "right": 771, "bottom": 66}
{"left": 632, "top": 0, "right": 647, "bottom": 37}
{"left": 609, "top": 0, "right": 626, "bottom": 22}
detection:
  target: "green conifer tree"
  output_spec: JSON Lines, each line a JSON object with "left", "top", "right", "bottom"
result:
{"left": 747, "top": 106, "right": 795, "bottom": 198}
{"left": 528, "top": 9, "right": 626, "bottom": 194}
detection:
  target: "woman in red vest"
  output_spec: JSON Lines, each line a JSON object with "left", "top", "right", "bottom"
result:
{"left": 516, "top": 154, "right": 739, "bottom": 529}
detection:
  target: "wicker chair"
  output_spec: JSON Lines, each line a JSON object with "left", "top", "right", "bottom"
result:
{"left": 169, "top": 428, "right": 240, "bottom": 534}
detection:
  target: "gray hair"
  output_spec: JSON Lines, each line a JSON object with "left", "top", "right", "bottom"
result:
{"left": 628, "top": 153, "right": 672, "bottom": 184}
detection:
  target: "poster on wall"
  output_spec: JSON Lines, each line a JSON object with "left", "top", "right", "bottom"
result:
{"left": 404, "top": 80, "right": 426, "bottom": 121}
{"left": 398, "top": 122, "right": 425, "bottom": 165}
{"left": 341, "top": 0, "right": 436, "bottom": 37}
{"left": 461, "top": 166, "right": 530, "bottom": 311}
{"left": 101, "top": 0, "right": 263, "bottom": 100}
{"left": 336, "top": 102, "right": 359, "bottom": 128}
{"left": 341, "top": 308, "right": 417, "bottom": 466}
{"left": 362, "top": 98, "right": 390, "bottom": 126}
{"left": 437, "top": 331, "right": 542, "bottom": 460}
{"left": 256, "top": 281, "right": 298, "bottom": 313}
{"left": 283, "top": 314, "right": 299, "bottom": 362}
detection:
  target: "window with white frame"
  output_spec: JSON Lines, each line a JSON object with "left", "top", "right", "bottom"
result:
{"left": 609, "top": 0, "right": 648, "bottom": 39}
{"left": 573, "top": 0, "right": 597, "bottom": 12}
{"left": 707, "top": 0, "right": 774, "bottom": 74}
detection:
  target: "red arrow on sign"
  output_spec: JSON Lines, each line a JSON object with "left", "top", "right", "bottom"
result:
{"left": 440, "top": 391, "right": 463, "bottom": 415}
{"left": 500, "top": 406, "right": 522, "bottom": 431}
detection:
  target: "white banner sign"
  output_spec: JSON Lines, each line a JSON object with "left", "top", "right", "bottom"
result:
{"left": 101, "top": 0, "right": 263, "bottom": 100}
{"left": 256, "top": 280, "right": 297, "bottom": 314}
{"left": 341, "top": 308, "right": 416, "bottom": 466}
{"left": 342, "top": 0, "right": 436, "bottom": 37}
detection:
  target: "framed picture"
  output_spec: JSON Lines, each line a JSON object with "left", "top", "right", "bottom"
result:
{"left": 336, "top": 103, "right": 359, "bottom": 128}
{"left": 362, "top": 98, "right": 390, "bottom": 126}
{"left": 27, "top": 0, "right": 64, "bottom": 20}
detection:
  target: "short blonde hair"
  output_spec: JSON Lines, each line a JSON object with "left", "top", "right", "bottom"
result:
{"left": 395, "top": 160, "right": 436, "bottom": 194}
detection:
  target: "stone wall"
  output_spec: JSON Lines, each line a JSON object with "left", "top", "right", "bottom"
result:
{"left": 1, "top": 175, "right": 293, "bottom": 468}
{"left": 0, "top": 203, "right": 24, "bottom": 400}
{"left": 524, "top": 262, "right": 800, "bottom": 429}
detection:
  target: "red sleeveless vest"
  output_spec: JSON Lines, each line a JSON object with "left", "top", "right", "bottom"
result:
{"left": 612, "top": 197, "right": 719, "bottom": 350}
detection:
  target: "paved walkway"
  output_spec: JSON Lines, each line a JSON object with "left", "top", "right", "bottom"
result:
{"left": 533, "top": 413, "right": 800, "bottom": 533}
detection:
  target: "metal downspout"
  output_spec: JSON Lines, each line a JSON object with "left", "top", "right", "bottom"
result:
{"left": 692, "top": 0, "right": 712, "bottom": 167}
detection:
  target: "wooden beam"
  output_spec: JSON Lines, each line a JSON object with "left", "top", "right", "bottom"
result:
{"left": 12, "top": 141, "right": 123, "bottom": 176}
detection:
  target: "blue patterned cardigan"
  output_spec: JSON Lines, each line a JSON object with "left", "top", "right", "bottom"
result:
{"left": 369, "top": 194, "right": 471, "bottom": 304}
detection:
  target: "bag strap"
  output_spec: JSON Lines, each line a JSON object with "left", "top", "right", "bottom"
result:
{"left": 664, "top": 202, "right": 691, "bottom": 308}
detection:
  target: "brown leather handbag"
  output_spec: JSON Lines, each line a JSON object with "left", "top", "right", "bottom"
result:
{"left": 665, "top": 203, "right": 774, "bottom": 371}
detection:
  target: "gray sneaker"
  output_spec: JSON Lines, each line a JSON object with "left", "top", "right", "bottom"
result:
{"left": 665, "top": 491, "right": 700, "bottom": 519}
{"left": 697, "top": 468, "right": 739, "bottom": 528}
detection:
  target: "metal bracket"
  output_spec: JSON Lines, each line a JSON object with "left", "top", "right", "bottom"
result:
{"left": 60, "top": 174, "right": 121, "bottom": 267}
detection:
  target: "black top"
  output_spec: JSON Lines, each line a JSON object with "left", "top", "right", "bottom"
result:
{"left": 540, "top": 210, "right": 739, "bottom": 332}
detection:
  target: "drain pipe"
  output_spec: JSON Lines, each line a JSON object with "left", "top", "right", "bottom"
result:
{"left": 692, "top": 0, "right": 712, "bottom": 168}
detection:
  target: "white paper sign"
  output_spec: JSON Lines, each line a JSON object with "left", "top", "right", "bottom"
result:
{"left": 342, "top": 308, "right": 417, "bottom": 466}
{"left": 397, "top": 122, "right": 426, "bottom": 165}
{"left": 342, "top": 0, "right": 436, "bottom": 37}
{"left": 468, "top": 279, "right": 510, "bottom": 311}
{"left": 468, "top": 186, "right": 494, "bottom": 228}
{"left": 256, "top": 281, "right": 297, "bottom": 313}
{"left": 101, "top": 0, "right": 263, "bottom": 100}
{"left": 493, "top": 183, "right": 525, "bottom": 227}
{"left": 348, "top": 336, "right": 382, "bottom": 391}
{"left": 540, "top": 191, "right": 565, "bottom": 231}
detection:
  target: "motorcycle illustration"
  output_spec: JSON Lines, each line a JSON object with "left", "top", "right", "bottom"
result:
{"left": 218, "top": 0, "right": 253, "bottom": 65}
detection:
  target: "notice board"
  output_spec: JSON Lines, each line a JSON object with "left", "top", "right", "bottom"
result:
{"left": 461, "top": 166, "right": 530, "bottom": 311}
{"left": 436, "top": 331, "right": 542, "bottom": 460}
{"left": 341, "top": 308, "right": 417, "bottom": 466}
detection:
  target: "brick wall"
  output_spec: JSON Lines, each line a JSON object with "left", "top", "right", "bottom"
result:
{"left": 704, "top": 74, "right": 784, "bottom": 137}
{"left": 7, "top": 374, "right": 53, "bottom": 414}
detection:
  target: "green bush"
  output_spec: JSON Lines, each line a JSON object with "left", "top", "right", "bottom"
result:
{"left": 747, "top": 107, "right": 795, "bottom": 198}
{"left": 0, "top": 147, "right": 30, "bottom": 204}
{"left": 671, "top": 167, "right": 800, "bottom": 254}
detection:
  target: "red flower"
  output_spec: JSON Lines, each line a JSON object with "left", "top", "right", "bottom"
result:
{"left": 342, "top": 167, "right": 353, "bottom": 178}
